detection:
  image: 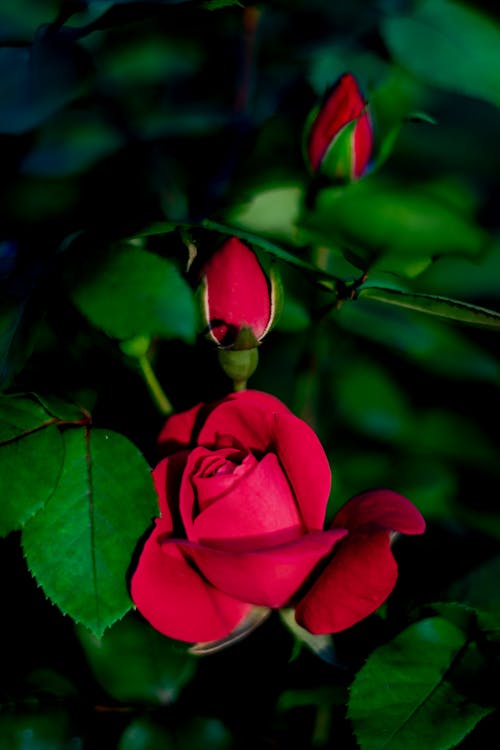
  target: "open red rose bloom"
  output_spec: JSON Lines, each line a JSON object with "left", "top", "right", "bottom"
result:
{"left": 131, "top": 391, "right": 425, "bottom": 643}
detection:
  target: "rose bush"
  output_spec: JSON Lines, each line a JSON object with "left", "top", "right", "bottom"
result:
{"left": 131, "top": 391, "right": 425, "bottom": 643}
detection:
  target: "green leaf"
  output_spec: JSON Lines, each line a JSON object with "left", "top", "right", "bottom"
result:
{"left": 336, "top": 361, "right": 411, "bottom": 441}
{"left": 219, "top": 185, "right": 304, "bottom": 246}
{"left": 301, "top": 177, "right": 487, "bottom": 277}
{"left": 336, "top": 300, "right": 500, "bottom": 384}
{"left": 77, "top": 614, "right": 197, "bottom": 705}
{"left": 447, "top": 556, "right": 500, "bottom": 623}
{"left": 119, "top": 718, "right": 175, "bottom": 750}
{"left": 0, "top": 709, "right": 82, "bottom": 750}
{"left": 0, "top": 395, "right": 64, "bottom": 537}
{"left": 0, "top": 300, "right": 40, "bottom": 389}
{"left": 70, "top": 245, "right": 196, "bottom": 342}
{"left": 22, "top": 112, "right": 123, "bottom": 178}
{"left": 22, "top": 427, "right": 157, "bottom": 637}
{"left": 202, "top": 0, "right": 243, "bottom": 9}
{"left": 0, "top": 36, "right": 91, "bottom": 134}
{"left": 382, "top": 0, "right": 500, "bottom": 107}
{"left": 349, "top": 617, "right": 493, "bottom": 750}
{"left": 358, "top": 287, "right": 500, "bottom": 330}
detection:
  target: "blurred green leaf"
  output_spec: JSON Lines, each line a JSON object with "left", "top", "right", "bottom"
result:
{"left": 0, "top": 395, "right": 63, "bottom": 537}
{"left": 336, "top": 361, "right": 411, "bottom": 441}
{"left": 349, "top": 617, "right": 493, "bottom": 750}
{"left": 223, "top": 185, "right": 304, "bottom": 246}
{"left": 382, "top": 0, "right": 500, "bottom": 107}
{"left": 77, "top": 614, "right": 196, "bottom": 705}
{"left": 70, "top": 245, "right": 196, "bottom": 342}
{"left": 414, "top": 241, "right": 500, "bottom": 301}
{"left": 119, "top": 716, "right": 233, "bottom": 750}
{"left": 358, "top": 287, "right": 500, "bottom": 330}
{"left": 174, "top": 718, "right": 233, "bottom": 750}
{"left": 404, "top": 409, "right": 495, "bottom": 467}
{"left": 0, "top": 36, "right": 91, "bottom": 134}
{"left": 276, "top": 295, "right": 311, "bottom": 333}
{"left": 0, "top": 709, "right": 82, "bottom": 750}
{"left": 301, "top": 177, "right": 487, "bottom": 277}
{"left": 118, "top": 718, "right": 175, "bottom": 750}
{"left": 202, "top": 0, "right": 243, "bottom": 8}
{"left": 23, "top": 428, "right": 157, "bottom": 637}
{"left": 336, "top": 300, "right": 500, "bottom": 384}
{"left": 447, "top": 555, "right": 500, "bottom": 623}
{"left": 0, "top": 0, "right": 58, "bottom": 42}
{"left": 22, "top": 113, "right": 123, "bottom": 177}
{"left": 0, "top": 301, "right": 40, "bottom": 390}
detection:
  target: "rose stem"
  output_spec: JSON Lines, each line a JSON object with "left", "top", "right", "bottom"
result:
{"left": 138, "top": 354, "right": 174, "bottom": 416}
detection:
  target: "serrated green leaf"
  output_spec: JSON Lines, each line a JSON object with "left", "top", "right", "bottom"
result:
{"left": 0, "top": 395, "right": 64, "bottom": 536}
{"left": 70, "top": 246, "right": 196, "bottom": 342}
{"left": 349, "top": 617, "right": 492, "bottom": 750}
{"left": 22, "top": 428, "right": 157, "bottom": 637}
{"left": 358, "top": 287, "right": 500, "bottom": 330}
{"left": 77, "top": 614, "right": 196, "bottom": 705}
{"left": 382, "top": 0, "right": 500, "bottom": 107}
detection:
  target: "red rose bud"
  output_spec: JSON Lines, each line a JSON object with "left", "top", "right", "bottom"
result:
{"left": 306, "top": 72, "right": 373, "bottom": 180}
{"left": 199, "top": 237, "right": 281, "bottom": 349}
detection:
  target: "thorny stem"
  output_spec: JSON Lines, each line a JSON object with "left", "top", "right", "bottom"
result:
{"left": 138, "top": 354, "right": 174, "bottom": 416}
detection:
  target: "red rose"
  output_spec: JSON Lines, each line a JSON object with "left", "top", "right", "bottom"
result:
{"left": 306, "top": 72, "right": 373, "bottom": 180}
{"left": 199, "top": 237, "right": 280, "bottom": 349}
{"left": 131, "top": 391, "right": 424, "bottom": 643}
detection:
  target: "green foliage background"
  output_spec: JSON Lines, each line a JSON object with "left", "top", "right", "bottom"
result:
{"left": 1, "top": 0, "right": 500, "bottom": 747}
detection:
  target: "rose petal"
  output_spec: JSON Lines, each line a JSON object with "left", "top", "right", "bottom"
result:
{"left": 295, "top": 531, "right": 398, "bottom": 634}
{"left": 152, "top": 453, "right": 189, "bottom": 529}
{"left": 197, "top": 401, "right": 273, "bottom": 453}
{"left": 227, "top": 390, "right": 292, "bottom": 416}
{"left": 193, "top": 453, "right": 304, "bottom": 551}
{"left": 202, "top": 238, "right": 271, "bottom": 345}
{"left": 193, "top": 452, "right": 257, "bottom": 511}
{"left": 273, "top": 413, "right": 331, "bottom": 531}
{"left": 157, "top": 402, "right": 207, "bottom": 453}
{"left": 353, "top": 109, "right": 372, "bottom": 178}
{"left": 175, "top": 529, "right": 347, "bottom": 608}
{"left": 332, "top": 489, "right": 426, "bottom": 535}
{"left": 308, "top": 72, "right": 368, "bottom": 171}
{"left": 131, "top": 520, "right": 251, "bottom": 643}
{"left": 198, "top": 392, "right": 290, "bottom": 454}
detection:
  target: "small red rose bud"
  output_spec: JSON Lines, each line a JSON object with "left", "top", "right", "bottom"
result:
{"left": 306, "top": 72, "right": 373, "bottom": 181}
{"left": 199, "top": 237, "right": 281, "bottom": 349}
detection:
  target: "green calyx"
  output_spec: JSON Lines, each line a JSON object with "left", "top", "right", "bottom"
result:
{"left": 218, "top": 347, "right": 259, "bottom": 390}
